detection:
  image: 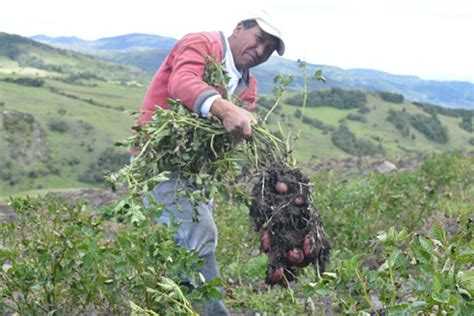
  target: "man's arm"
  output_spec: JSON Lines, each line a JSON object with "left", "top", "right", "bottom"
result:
{"left": 168, "top": 35, "right": 221, "bottom": 114}
{"left": 210, "top": 97, "right": 257, "bottom": 139}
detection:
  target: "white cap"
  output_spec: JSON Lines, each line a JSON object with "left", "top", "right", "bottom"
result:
{"left": 243, "top": 11, "right": 285, "bottom": 56}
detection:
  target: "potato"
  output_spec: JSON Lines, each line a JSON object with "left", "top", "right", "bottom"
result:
{"left": 287, "top": 248, "right": 304, "bottom": 264}
{"left": 293, "top": 257, "right": 312, "bottom": 268}
{"left": 303, "top": 234, "right": 318, "bottom": 259}
{"left": 294, "top": 196, "right": 305, "bottom": 206}
{"left": 261, "top": 230, "right": 270, "bottom": 253}
{"left": 267, "top": 266, "right": 284, "bottom": 284}
{"left": 275, "top": 181, "right": 288, "bottom": 194}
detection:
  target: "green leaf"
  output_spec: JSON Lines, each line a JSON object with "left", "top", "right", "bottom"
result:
{"left": 457, "top": 271, "right": 474, "bottom": 295}
{"left": 432, "top": 289, "right": 450, "bottom": 304}
{"left": 457, "top": 287, "right": 472, "bottom": 299}
{"left": 432, "top": 224, "right": 447, "bottom": 247}
{"left": 410, "top": 301, "right": 427, "bottom": 309}
{"left": 432, "top": 273, "right": 443, "bottom": 292}
{"left": 419, "top": 236, "right": 433, "bottom": 253}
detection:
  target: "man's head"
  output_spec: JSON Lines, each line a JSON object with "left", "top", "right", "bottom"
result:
{"left": 229, "top": 13, "right": 285, "bottom": 70}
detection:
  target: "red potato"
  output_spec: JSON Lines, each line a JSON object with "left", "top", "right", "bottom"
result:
{"left": 275, "top": 181, "right": 288, "bottom": 194}
{"left": 293, "top": 257, "right": 313, "bottom": 268}
{"left": 303, "top": 234, "right": 318, "bottom": 259}
{"left": 261, "top": 230, "right": 270, "bottom": 253}
{"left": 287, "top": 248, "right": 304, "bottom": 264}
{"left": 267, "top": 266, "right": 284, "bottom": 284}
{"left": 294, "top": 196, "right": 305, "bottom": 206}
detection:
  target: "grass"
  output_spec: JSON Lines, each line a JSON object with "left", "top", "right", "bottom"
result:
{"left": 0, "top": 80, "right": 136, "bottom": 196}
{"left": 46, "top": 78, "right": 147, "bottom": 110}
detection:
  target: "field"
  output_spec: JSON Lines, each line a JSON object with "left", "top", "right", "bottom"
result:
{"left": 1, "top": 152, "right": 473, "bottom": 314}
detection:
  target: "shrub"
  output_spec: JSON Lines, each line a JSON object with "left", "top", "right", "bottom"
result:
{"left": 459, "top": 113, "right": 472, "bottom": 133}
{"left": 331, "top": 124, "right": 384, "bottom": 156}
{"left": 0, "top": 33, "right": 22, "bottom": 59}
{"left": 414, "top": 101, "right": 474, "bottom": 119}
{"left": 378, "top": 91, "right": 404, "bottom": 103}
{"left": 2, "top": 77, "right": 45, "bottom": 87}
{"left": 287, "top": 88, "right": 367, "bottom": 109}
{"left": 346, "top": 113, "right": 367, "bottom": 123}
{"left": 17, "top": 55, "right": 63, "bottom": 73}
{"left": 386, "top": 109, "right": 410, "bottom": 137}
{"left": 408, "top": 113, "right": 448, "bottom": 143}
{"left": 64, "top": 157, "right": 80, "bottom": 166}
{"left": 77, "top": 120, "right": 95, "bottom": 134}
{"left": 78, "top": 148, "right": 130, "bottom": 184}
{"left": 48, "top": 119, "right": 68, "bottom": 133}
{"left": 302, "top": 152, "right": 474, "bottom": 314}
{"left": 62, "top": 72, "right": 105, "bottom": 83}
{"left": 0, "top": 195, "right": 219, "bottom": 314}
{"left": 358, "top": 106, "right": 370, "bottom": 114}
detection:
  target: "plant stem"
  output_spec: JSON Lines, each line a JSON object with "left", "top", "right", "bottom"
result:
{"left": 263, "top": 96, "right": 282, "bottom": 124}
{"left": 355, "top": 268, "right": 379, "bottom": 315}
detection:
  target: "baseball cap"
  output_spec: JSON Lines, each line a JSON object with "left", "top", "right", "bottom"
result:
{"left": 243, "top": 11, "right": 285, "bottom": 56}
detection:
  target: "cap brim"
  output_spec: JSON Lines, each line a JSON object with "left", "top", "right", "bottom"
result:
{"left": 275, "top": 39, "right": 285, "bottom": 56}
{"left": 254, "top": 18, "right": 285, "bottom": 56}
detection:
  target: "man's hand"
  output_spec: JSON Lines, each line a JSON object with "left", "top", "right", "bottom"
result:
{"left": 210, "top": 97, "right": 257, "bottom": 139}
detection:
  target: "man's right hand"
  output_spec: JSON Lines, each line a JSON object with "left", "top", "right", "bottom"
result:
{"left": 210, "top": 97, "right": 257, "bottom": 139}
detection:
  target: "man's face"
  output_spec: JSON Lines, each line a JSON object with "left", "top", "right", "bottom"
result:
{"left": 231, "top": 23, "right": 279, "bottom": 70}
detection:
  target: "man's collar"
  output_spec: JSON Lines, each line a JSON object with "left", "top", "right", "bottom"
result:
{"left": 222, "top": 34, "right": 242, "bottom": 79}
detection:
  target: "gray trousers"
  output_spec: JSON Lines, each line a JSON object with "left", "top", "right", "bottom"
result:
{"left": 143, "top": 175, "right": 229, "bottom": 316}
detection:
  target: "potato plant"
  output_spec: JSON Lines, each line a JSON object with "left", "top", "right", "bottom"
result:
{"left": 106, "top": 57, "right": 291, "bottom": 224}
{"left": 0, "top": 195, "right": 219, "bottom": 314}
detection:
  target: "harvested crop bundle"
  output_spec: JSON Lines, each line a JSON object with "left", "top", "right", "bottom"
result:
{"left": 108, "top": 57, "right": 330, "bottom": 286}
{"left": 250, "top": 161, "right": 331, "bottom": 285}
{"left": 107, "top": 99, "right": 285, "bottom": 222}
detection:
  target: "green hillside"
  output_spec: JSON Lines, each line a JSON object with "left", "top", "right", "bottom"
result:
{"left": 272, "top": 93, "right": 473, "bottom": 161}
{"left": 1, "top": 32, "right": 473, "bottom": 196}
{"left": 0, "top": 33, "right": 151, "bottom": 195}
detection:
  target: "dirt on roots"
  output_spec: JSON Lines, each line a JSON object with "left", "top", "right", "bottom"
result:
{"left": 249, "top": 161, "right": 331, "bottom": 285}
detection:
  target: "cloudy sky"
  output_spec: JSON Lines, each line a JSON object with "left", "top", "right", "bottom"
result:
{"left": 2, "top": 0, "right": 473, "bottom": 82}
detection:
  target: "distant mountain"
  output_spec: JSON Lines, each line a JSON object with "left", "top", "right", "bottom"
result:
{"left": 1, "top": 32, "right": 148, "bottom": 82}
{"left": 30, "top": 33, "right": 474, "bottom": 109}
{"left": 254, "top": 59, "right": 474, "bottom": 109}
{"left": 30, "top": 35, "right": 87, "bottom": 45}
{"left": 31, "top": 33, "right": 177, "bottom": 52}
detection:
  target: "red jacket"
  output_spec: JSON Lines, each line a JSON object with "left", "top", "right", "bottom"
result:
{"left": 140, "top": 31, "right": 257, "bottom": 124}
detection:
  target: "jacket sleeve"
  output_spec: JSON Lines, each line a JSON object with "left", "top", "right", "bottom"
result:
{"left": 168, "top": 34, "right": 221, "bottom": 114}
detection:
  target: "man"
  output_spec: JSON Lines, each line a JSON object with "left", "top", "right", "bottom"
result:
{"left": 141, "top": 12, "right": 285, "bottom": 315}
